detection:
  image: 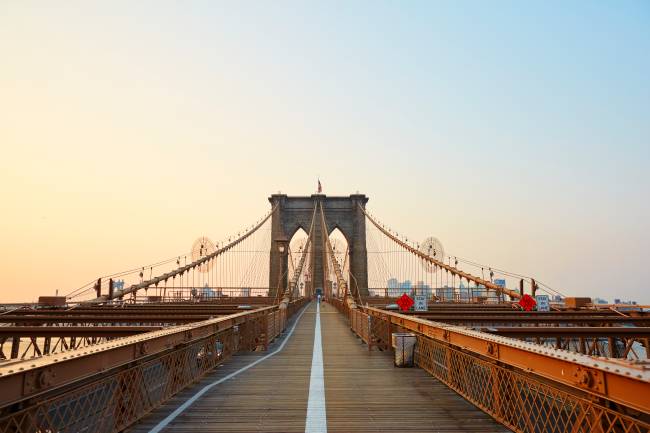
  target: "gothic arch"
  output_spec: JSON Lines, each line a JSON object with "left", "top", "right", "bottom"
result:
{"left": 268, "top": 194, "right": 368, "bottom": 298}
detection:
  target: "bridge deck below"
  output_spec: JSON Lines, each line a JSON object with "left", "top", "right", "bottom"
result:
{"left": 129, "top": 302, "right": 509, "bottom": 433}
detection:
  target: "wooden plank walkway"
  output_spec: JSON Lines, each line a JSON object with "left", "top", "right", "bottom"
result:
{"left": 128, "top": 302, "right": 510, "bottom": 433}
{"left": 320, "top": 302, "right": 509, "bottom": 432}
{"left": 129, "top": 306, "right": 315, "bottom": 433}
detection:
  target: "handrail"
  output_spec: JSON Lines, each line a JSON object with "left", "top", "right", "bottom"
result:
{"left": 0, "top": 304, "right": 282, "bottom": 407}
{"left": 363, "top": 306, "right": 650, "bottom": 414}
{"left": 0, "top": 298, "right": 308, "bottom": 433}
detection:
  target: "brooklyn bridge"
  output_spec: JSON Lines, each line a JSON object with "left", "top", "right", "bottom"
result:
{"left": 0, "top": 194, "right": 648, "bottom": 433}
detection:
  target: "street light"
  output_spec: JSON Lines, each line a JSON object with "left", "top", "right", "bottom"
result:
{"left": 277, "top": 243, "right": 288, "bottom": 296}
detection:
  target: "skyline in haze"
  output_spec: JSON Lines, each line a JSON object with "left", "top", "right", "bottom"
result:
{"left": 1, "top": 1, "right": 649, "bottom": 303}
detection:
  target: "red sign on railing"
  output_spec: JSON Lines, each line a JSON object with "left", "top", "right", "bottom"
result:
{"left": 518, "top": 294, "right": 537, "bottom": 311}
{"left": 397, "top": 293, "right": 414, "bottom": 311}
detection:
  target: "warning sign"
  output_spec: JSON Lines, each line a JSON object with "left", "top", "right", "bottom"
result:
{"left": 397, "top": 293, "right": 414, "bottom": 312}
{"left": 518, "top": 294, "right": 537, "bottom": 311}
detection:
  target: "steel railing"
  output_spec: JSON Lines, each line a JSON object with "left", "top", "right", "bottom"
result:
{"left": 0, "top": 298, "right": 308, "bottom": 433}
{"left": 329, "top": 298, "right": 650, "bottom": 433}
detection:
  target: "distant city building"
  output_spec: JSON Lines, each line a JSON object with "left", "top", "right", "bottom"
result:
{"left": 202, "top": 284, "right": 216, "bottom": 299}
{"left": 470, "top": 287, "right": 488, "bottom": 299}
{"left": 594, "top": 297, "right": 608, "bottom": 304}
{"left": 386, "top": 278, "right": 424, "bottom": 296}
{"left": 619, "top": 300, "right": 638, "bottom": 305}
{"left": 436, "top": 286, "right": 455, "bottom": 301}
{"left": 386, "top": 278, "right": 400, "bottom": 296}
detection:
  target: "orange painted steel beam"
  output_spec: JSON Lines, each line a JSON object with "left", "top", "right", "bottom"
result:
{"left": 404, "top": 309, "right": 649, "bottom": 316}
{"left": 0, "top": 305, "right": 279, "bottom": 407}
{"left": 12, "top": 306, "right": 265, "bottom": 314}
{"left": 408, "top": 315, "right": 650, "bottom": 325}
{"left": 0, "top": 315, "right": 225, "bottom": 324}
{"left": 361, "top": 208, "right": 522, "bottom": 300}
{"left": 0, "top": 326, "right": 163, "bottom": 337}
{"left": 365, "top": 306, "right": 650, "bottom": 414}
{"left": 479, "top": 326, "right": 650, "bottom": 337}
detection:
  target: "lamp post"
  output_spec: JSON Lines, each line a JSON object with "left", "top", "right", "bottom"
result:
{"left": 277, "top": 241, "right": 288, "bottom": 295}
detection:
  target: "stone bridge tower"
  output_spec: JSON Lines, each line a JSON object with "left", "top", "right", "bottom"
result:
{"left": 268, "top": 194, "right": 369, "bottom": 299}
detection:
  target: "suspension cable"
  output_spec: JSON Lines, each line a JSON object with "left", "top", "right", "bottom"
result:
{"left": 360, "top": 205, "right": 522, "bottom": 300}
{"left": 319, "top": 202, "right": 359, "bottom": 306}
{"left": 85, "top": 205, "right": 279, "bottom": 303}
{"left": 280, "top": 202, "right": 317, "bottom": 303}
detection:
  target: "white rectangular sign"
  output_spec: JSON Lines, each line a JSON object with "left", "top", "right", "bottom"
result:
{"left": 414, "top": 295, "right": 427, "bottom": 312}
{"left": 535, "top": 295, "right": 550, "bottom": 312}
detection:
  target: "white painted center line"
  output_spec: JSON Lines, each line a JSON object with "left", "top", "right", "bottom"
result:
{"left": 305, "top": 301, "right": 327, "bottom": 433}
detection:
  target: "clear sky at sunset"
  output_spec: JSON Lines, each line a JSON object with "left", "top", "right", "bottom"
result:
{"left": 1, "top": 1, "right": 648, "bottom": 303}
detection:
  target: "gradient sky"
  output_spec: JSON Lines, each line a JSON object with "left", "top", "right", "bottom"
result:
{"left": 1, "top": 1, "right": 648, "bottom": 303}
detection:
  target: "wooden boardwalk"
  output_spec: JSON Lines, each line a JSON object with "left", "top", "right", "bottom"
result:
{"left": 129, "top": 302, "right": 509, "bottom": 433}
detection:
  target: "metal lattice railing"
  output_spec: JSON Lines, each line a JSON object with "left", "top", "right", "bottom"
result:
{"left": 0, "top": 329, "right": 235, "bottom": 433}
{"left": 265, "top": 309, "right": 285, "bottom": 349}
{"left": 350, "top": 309, "right": 371, "bottom": 346}
{"left": 330, "top": 299, "right": 650, "bottom": 433}
{"left": 415, "top": 335, "right": 649, "bottom": 433}
{"left": 0, "top": 299, "right": 308, "bottom": 433}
